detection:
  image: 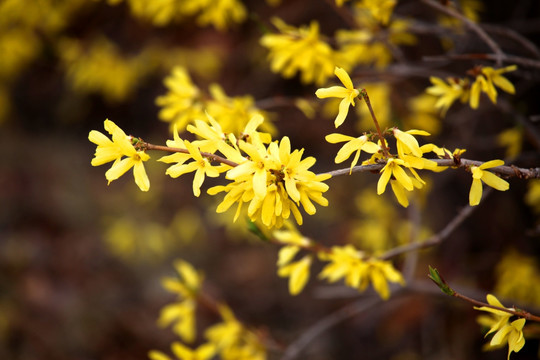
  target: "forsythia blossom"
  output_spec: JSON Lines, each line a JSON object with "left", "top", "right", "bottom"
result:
{"left": 469, "top": 65, "right": 517, "bottom": 109}
{"left": 260, "top": 18, "right": 337, "bottom": 85}
{"left": 205, "top": 305, "right": 267, "bottom": 360}
{"left": 426, "top": 76, "right": 469, "bottom": 115}
{"left": 318, "top": 245, "right": 404, "bottom": 300}
{"left": 325, "top": 133, "right": 380, "bottom": 173}
{"left": 475, "top": 294, "right": 526, "bottom": 359}
{"left": 469, "top": 160, "right": 509, "bottom": 206}
{"left": 209, "top": 130, "right": 331, "bottom": 229}
{"left": 426, "top": 65, "right": 517, "bottom": 114}
{"left": 157, "top": 260, "right": 204, "bottom": 343}
{"left": 316, "top": 67, "right": 360, "bottom": 128}
{"left": 89, "top": 119, "right": 150, "bottom": 191}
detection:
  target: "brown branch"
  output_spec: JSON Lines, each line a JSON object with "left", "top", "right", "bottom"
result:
{"left": 423, "top": 53, "right": 540, "bottom": 69}
{"left": 420, "top": 0, "right": 505, "bottom": 66}
{"left": 143, "top": 142, "right": 240, "bottom": 168}
{"left": 320, "top": 158, "right": 540, "bottom": 179}
{"left": 379, "top": 193, "right": 486, "bottom": 260}
{"left": 280, "top": 296, "right": 383, "bottom": 360}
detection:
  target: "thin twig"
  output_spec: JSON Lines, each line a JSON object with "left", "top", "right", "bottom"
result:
{"left": 379, "top": 190, "right": 488, "bottom": 260}
{"left": 420, "top": 0, "right": 505, "bottom": 66}
{"left": 482, "top": 24, "right": 540, "bottom": 59}
{"left": 280, "top": 297, "right": 382, "bottom": 360}
{"left": 143, "top": 142, "right": 239, "bottom": 168}
{"left": 423, "top": 53, "right": 540, "bottom": 69}
{"left": 320, "top": 158, "right": 540, "bottom": 179}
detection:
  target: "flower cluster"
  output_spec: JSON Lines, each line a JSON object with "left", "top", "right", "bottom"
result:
{"left": 318, "top": 245, "right": 405, "bottom": 300}
{"left": 156, "top": 260, "right": 203, "bottom": 343}
{"left": 260, "top": 18, "right": 337, "bottom": 85}
{"left": 99, "top": 0, "right": 247, "bottom": 30}
{"left": 156, "top": 66, "right": 276, "bottom": 136}
{"left": 426, "top": 65, "right": 517, "bottom": 115}
{"left": 317, "top": 66, "right": 510, "bottom": 208}
{"left": 260, "top": 3, "right": 416, "bottom": 85}
{"left": 475, "top": 295, "right": 526, "bottom": 359}
{"left": 150, "top": 260, "right": 267, "bottom": 360}
{"left": 156, "top": 113, "right": 331, "bottom": 229}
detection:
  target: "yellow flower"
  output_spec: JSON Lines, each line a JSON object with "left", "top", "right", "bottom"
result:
{"left": 497, "top": 127, "right": 523, "bottom": 159}
{"left": 205, "top": 305, "right": 266, "bottom": 359}
{"left": 360, "top": 0, "right": 397, "bottom": 25}
{"left": 318, "top": 245, "right": 404, "bottom": 299}
{"left": 89, "top": 119, "right": 150, "bottom": 191}
{"left": 316, "top": 67, "right": 360, "bottom": 127}
{"left": 160, "top": 139, "right": 221, "bottom": 197}
{"left": 226, "top": 139, "right": 270, "bottom": 199}
{"left": 212, "top": 135, "right": 330, "bottom": 229}
{"left": 326, "top": 133, "right": 380, "bottom": 173}
{"left": 393, "top": 128, "right": 430, "bottom": 158}
{"left": 470, "top": 65, "right": 517, "bottom": 109}
{"left": 260, "top": 18, "right": 337, "bottom": 85}
{"left": 277, "top": 253, "right": 312, "bottom": 296}
{"left": 156, "top": 66, "right": 204, "bottom": 131}
{"left": 475, "top": 294, "right": 526, "bottom": 360}
{"left": 157, "top": 260, "right": 204, "bottom": 343}
{"left": 494, "top": 250, "right": 540, "bottom": 306}
{"left": 469, "top": 160, "right": 509, "bottom": 206}
{"left": 426, "top": 76, "right": 469, "bottom": 115}
{"left": 206, "top": 84, "right": 275, "bottom": 137}
{"left": 377, "top": 158, "right": 414, "bottom": 194}
{"left": 149, "top": 342, "right": 216, "bottom": 360}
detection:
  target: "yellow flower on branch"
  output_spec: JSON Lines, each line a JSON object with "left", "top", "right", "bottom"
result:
{"left": 316, "top": 67, "right": 360, "bottom": 128}
{"left": 210, "top": 134, "right": 330, "bottom": 229}
{"left": 469, "top": 160, "right": 509, "bottom": 206}
{"left": 475, "top": 294, "right": 526, "bottom": 360}
{"left": 377, "top": 158, "right": 414, "bottom": 194}
{"left": 326, "top": 133, "right": 380, "bottom": 173}
{"left": 470, "top": 65, "right": 517, "bottom": 109}
{"left": 160, "top": 139, "right": 221, "bottom": 197}
{"left": 89, "top": 119, "right": 150, "bottom": 191}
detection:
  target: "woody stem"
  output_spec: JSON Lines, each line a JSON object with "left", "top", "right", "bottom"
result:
{"left": 359, "top": 89, "right": 391, "bottom": 156}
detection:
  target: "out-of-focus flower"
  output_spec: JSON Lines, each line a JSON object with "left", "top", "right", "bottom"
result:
{"left": 470, "top": 65, "right": 517, "bottom": 109}
{"left": 205, "top": 305, "right": 266, "bottom": 360}
{"left": 260, "top": 18, "right": 337, "bottom": 85}
{"left": 426, "top": 76, "right": 469, "bottom": 115}
{"left": 318, "top": 245, "right": 404, "bottom": 299}
{"left": 157, "top": 260, "right": 204, "bottom": 343}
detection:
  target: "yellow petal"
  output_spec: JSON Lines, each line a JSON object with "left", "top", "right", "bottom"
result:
{"left": 335, "top": 97, "right": 351, "bottom": 127}
{"left": 481, "top": 171, "right": 509, "bottom": 191}
{"left": 377, "top": 165, "right": 392, "bottom": 194}
{"left": 334, "top": 67, "right": 354, "bottom": 90}
{"left": 469, "top": 178, "right": 483, "bottom": 206}
{"left": 133, "top": 161, "right": 150, "bottom": 192}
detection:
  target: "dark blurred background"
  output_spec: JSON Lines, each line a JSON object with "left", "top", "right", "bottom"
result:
{"left": 1, "top": 0, "right": 540, "bottom": 359}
